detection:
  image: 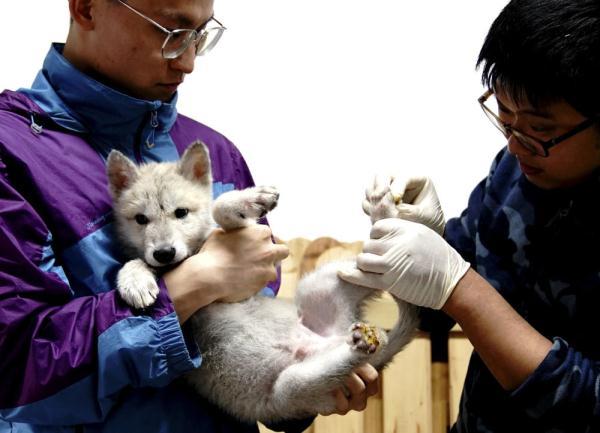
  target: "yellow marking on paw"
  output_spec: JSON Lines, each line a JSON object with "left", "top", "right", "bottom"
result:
{"left": 353, "top": 323, "right": 380, "bottom": 348}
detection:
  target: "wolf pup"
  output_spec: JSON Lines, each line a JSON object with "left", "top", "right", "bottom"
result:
{"left": 106, "top": 141, "right": 419, "bottom": 424}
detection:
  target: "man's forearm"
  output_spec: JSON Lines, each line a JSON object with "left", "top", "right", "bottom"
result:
{"left": 443, "top": 269, "right": 553, "bottom": 390}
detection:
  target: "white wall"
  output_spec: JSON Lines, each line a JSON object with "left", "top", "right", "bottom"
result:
{"left": 0, "top": 1, "right": 508, "bottom": 242}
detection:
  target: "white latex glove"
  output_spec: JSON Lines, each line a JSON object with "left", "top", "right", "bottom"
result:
{"left": 338, "top": 218, "right": 470, "bottom": 310}
{"left": 362, "top": 175, "right": 446, "bottom": 236}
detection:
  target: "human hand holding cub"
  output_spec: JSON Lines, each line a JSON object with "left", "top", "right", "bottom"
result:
{"left": 164, "top": 224, "right": 289, "bottom": 322}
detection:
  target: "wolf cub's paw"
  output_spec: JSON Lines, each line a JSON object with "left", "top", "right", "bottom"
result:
{"left": 363, "top": 175, "right": 399, "bottom": 223}
{"left": 117, "top": 258, "right": 159, "bottom": 309}
{"left": 349, "top": 322, "right": 385, "bottom": 355}
{"left": 213, "top": 186, "right": 279, "bottom": 231}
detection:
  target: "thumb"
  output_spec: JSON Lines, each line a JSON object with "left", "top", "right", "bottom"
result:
{"left": 403, "top": 176, "right": 428, "bottom": 204}
{"left": 337, "top": 266, "right": 383, "bottom": 290}
{"left": 396, "top": 203, "right": 425, "bottom": 221}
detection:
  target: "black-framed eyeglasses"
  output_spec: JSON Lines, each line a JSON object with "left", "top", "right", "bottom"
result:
{"left": 117, "top": 0, "right": 226, "bottom": 60}
{"left": 478, "top": 89, "right": 598, "bottom": 157}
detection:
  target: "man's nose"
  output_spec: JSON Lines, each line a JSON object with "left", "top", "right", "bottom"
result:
{"left": 506, "top": 134, "right": 533, "bottom": 157}
{"left": 169, "top": 43, "right": 196, "bottom": 74}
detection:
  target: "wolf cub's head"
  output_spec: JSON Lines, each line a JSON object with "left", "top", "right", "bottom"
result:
{"left": 107, "top": 141, "right": 214, "bottom": 267}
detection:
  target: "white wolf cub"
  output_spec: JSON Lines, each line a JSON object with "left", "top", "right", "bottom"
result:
{"left": 106, "top": 141, "right": 419, "bottom": 424}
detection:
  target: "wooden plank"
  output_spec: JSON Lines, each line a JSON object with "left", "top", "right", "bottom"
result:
{"left": 382, "top": 334, "right": 432, "bottom": 433}
{"left": 431, "top": 361, "right": 449, "bottom": 433}
{"left": 278, "top": 237, "right": 311, "bottom": 300}
{"left": 362, "top": 373, "right": 384, "bottom": 433}
{"left": 312, "top": 410, "right": 364, "bottom": 433}
{"left": 448, "top": 328, "right": 473, "bottom": 426}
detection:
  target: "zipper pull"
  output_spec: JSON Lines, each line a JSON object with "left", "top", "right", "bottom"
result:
{"left": 150, "top": 110, "right": 159, "bottom": 128}
{"left": 146, "top": 111, "right": 158, "bottom": 148}
{"left": 30, "top": 113, "right": 43, "bottom": 135}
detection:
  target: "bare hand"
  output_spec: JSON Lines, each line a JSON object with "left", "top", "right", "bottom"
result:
{"left": 324, "top": 363, "right": 379, "bottom": 416}
{"left": 201, "top": 225, "right": 289, "bottom": 302}
{"left": 164, "top": 224, "right": 289, "bottom": 322}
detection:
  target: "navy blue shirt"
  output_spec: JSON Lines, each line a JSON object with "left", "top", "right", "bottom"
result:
{"left": 423, "top": 148, "right": 600, "bottom": 432}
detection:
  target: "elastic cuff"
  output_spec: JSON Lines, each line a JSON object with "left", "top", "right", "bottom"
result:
{"left": 157, "top": 312, "right": 201, "bottom": 377}
{"left": 510, "top": 338, "right": 568, "bottom": 419}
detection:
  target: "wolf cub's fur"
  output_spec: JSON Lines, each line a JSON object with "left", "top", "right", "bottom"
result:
{"left": 106, "top": 141, "right": 419, "bottom": 424}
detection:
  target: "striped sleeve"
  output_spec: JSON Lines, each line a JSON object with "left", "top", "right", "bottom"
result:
{"left": 0, "top": 156, "right": 200, "bottom": 425}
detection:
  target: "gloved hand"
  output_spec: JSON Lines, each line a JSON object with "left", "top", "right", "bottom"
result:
{"left": 362, "top": 175, "right": 446, "bottom": 236}
{"left": 338, "top": 218, "right": 470, "bottom": 310}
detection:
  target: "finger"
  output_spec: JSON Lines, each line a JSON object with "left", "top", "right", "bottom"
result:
{"left": 356, "top": 253, "right": 388, "bottom": 274}
{"left": 370, "top": 218, "right": 406, "bottom": 239}
{"left": 353, "top": 363, "right": 379, "bottom": 397}
{"left": 397, "top": 176, "right": 427, "bottom": 204}
{"left": 337, "top": 266, "right": 383, "bottom": 289}
{"left": 345, "top": 372, "right": 366, "bottom": 397}
{"left": 388, "top": 175, "right": 409, "bottom": 203}
{"left": 361, "top": 239, "right": 388, "bottom": 255}
{"left": 251, "top": 223, "right": 273, "bottom": 239}
{"left": 270, "top": 244, "right": 290, "bottom": 262}
{"left": 395, "top": 203, "right": 424, "bottom": 222}
{"left": 344, "top": 373, "right": 368, "bottom": 411}
{"left": 333, "top": 388, "right": 350, "bottom": 415}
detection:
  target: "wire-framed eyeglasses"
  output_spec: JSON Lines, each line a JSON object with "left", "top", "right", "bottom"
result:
{"left": 117, "top": 0, "right": 226, "bottom": 60}
{"left": 478, "top": 89, "right": 598, "bottom": 157}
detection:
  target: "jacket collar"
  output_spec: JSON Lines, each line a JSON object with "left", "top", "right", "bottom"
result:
{"left": 18, "top": 43, "right": 178, "bottom": 153}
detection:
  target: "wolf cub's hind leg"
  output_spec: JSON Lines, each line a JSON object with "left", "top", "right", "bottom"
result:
{"left": 116, "top": 258, "right": 158, "bottom": 309}
{"left": 212, "top": 186, "right": 279, "bottom": 231}
{"left": 271, "top": 323, "right": 388, "bottom": 417}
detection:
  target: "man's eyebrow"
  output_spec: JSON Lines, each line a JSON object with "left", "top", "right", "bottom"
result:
{"left": 496, "top": 96, "right": 555, "bottom": 120}
{"left": 160, "top": 10, "right": 211, "bottom": 29}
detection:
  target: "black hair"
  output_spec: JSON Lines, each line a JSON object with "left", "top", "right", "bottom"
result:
{"left": 477, "top": 0, "right": 600, "bottom": 117}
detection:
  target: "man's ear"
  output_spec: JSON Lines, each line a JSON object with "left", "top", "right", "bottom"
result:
{"left": 106, "top": 150, "right": 139, "bottom": 199}
{"left": 179, "top": 141, "right": 213, "bottom": 187}
{"left": 69, "top": 0, "right": 95, "bottom": 30}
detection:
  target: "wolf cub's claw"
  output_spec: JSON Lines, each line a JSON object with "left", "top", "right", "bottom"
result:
{"left": 117, "top": 258, "right": 159, "bottom": 309}
{"left": 363, "top": 175, "right": 398, "bottom": 223}
{"left": 349, "top": 322, "right": 381, "bottom": 354}
{"left": 212, "top": 186, "right": 280, "bottom": 231}
{"left": 246, "top": 186, "right": 279, "bottom": 217}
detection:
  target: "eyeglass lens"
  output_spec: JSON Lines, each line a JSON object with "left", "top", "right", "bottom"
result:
{"left": 163, "top": 26, "right": 224, "bottom": 59}
{"left": 481, "top": 95, "right": 546, "bottom": 156}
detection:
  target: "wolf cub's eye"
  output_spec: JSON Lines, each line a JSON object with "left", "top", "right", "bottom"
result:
{"left": 174, "top": 208, "right": 189, "bottom": 219}
{"left": 135, "top": 214, "right": 149, "bottom": 225}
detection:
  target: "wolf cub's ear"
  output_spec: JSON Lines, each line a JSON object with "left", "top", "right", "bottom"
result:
{"left": 106, "top": 150, "right": 139, "bottom": 199}
{"left": 179, "top": 141, "right": 212, "bottom": 186}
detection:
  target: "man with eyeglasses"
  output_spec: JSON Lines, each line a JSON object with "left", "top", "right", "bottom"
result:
{"left": 340, "top": 0, "right": 600, "bottom": 431}
{"left": 0, "top": 1, "right": 377, "bottom": 432}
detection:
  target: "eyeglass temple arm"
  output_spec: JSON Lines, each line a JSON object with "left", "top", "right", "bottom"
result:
{"left": 118, "top": 0, "right": 171, "bottom": 34}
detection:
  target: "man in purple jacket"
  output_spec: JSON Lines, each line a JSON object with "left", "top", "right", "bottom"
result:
{"left": 0, "top": 0, "right": 378, "bottom": 432}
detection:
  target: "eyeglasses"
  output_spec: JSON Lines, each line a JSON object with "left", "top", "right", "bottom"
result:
{"left": 117, "top": 0, "right": 226, "bottom": 59}
{"left": 478, "top": 89, "right": 598, "bottom": 157}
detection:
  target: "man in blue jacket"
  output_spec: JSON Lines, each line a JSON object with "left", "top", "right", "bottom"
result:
{"left": 340, "top": 0, "right": 600, "bottom": 431}
{"left": 0, "top": 0, "right": 378, "bottom": 432}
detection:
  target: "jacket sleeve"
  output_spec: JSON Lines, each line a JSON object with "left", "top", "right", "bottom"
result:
{"left": 0, "top": 156, "right": 200, "bottom": 425}
{"left": 510, "top": 338, "right": 600, "bottom": 431}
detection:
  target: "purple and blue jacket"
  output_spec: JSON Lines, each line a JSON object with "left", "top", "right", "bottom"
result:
{"left": 0, "top": 44, "right": 299, "bottom": 433}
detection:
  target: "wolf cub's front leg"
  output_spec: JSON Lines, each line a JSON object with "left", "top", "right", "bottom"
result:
{"left": 117, "top": 258, "right": 159, "bottom": 309}
{"left": 212, "top": 186, "right": 279, "bottom": 231}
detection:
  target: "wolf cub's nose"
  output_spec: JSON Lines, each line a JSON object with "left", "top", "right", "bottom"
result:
{"left": 153, "top": 247, "right": 176, "bottom": 264}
